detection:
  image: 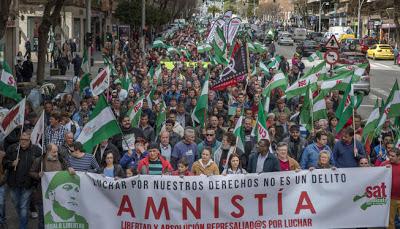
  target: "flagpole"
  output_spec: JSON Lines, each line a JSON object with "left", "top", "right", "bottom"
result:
{"left": 351, "top": 84, "right": 358, "bottom": 157}
{"left": 310, "top": 87, "right": 314, "bottom": 132}
{"left": 40, "top": 110, "right": 45, "bottom": 173}
{"left": 14, "top": 98, "right": 26, "bottom": 171}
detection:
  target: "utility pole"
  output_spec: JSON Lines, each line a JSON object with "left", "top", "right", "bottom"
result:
{"left": 357, "top": 0, "right": 365, "bottom": 38}
{"left": 319, "top": 0, "right": 322, "bottom": 32}
{"left": 141, "top": 0, "right": 145, "bottom": 58}
{"left": 86, "top": 0, "right": 91, "bottom": 72}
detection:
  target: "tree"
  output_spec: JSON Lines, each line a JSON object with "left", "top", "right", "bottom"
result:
{"left": 207, "top": 5, "right": 221, "bottom": 17}
{"left": 0, "top": 0, "right": 13, "bottom": 40}
{"left": 256, "top": 1, "right": 281, "bottom": 20}
{"left": 36, "top": 0, "right": 66, "bottom": 85}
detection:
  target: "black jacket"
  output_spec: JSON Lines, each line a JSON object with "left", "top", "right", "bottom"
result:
{"left": 4, "top": 143, "right": 42, "bottom": 188}
{"left": 94, "top": 142, "right": 120, "bottom": 165}
{"left": 247, "top": 151, "right": 281, "bottom": 173}
{"left": 112, "top": 127, "right": 144, "bottom": 153}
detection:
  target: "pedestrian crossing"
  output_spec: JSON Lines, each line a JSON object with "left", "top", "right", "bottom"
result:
{"left": 370, "top": 62, "right": 398, "bottom": 71}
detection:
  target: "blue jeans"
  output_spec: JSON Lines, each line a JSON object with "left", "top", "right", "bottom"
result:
{"left": 10, "top": 187, "right": 32, "bottom": 229}
{"left": 0, "top": 185, "right": 5, "bottom": 224}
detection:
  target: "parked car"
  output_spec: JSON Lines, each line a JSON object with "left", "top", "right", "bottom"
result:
{"left": 278, "top": 33, "right": 294, "bottom": 46}
{"left": 360, "top": 38, "right": 378, "bottom": 53}
{"left": 337, "top": 52, "right": 371, "bottom": 95}
{"left": 297, "top": 40, "right": 319, "bottom": 57}
{"left": 367, "top": 44, "right": 394, "bottom": 60}
{"left": 338, "top": 52, "right": 370, "bottom": 74}
{"left": 340, "top": 38, "right": 361, "bottom": 52}
{"left": 307, "top": 32, "right": 324, "bottom": 41}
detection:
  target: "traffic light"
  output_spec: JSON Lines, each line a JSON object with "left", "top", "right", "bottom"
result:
{"left": 85, "top": 32, "right": 93, "bottom": 47}
{"left": 106, "top": 32, "right": 112, "bottom": 42}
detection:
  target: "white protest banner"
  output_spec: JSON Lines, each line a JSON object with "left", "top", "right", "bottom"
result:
{"left": 227, "top": 18, "right": 242, "bottom": 45}
{"left": 90, "top": 66, "right": 110, "bottom": 96}
{"left": 42, "top": 168, "right": 391, "bottom": 229}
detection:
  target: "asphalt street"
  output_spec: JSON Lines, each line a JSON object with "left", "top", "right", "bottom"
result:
{"left": 275, "top": 43, "right": 400, "bottom": 121}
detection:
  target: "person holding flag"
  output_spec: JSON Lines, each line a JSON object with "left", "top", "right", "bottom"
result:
{"left": 332, "top": 127, "right": 366, "bottom": 168}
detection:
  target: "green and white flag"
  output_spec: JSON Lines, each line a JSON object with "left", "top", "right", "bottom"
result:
{"left": 247, "top": 42, "right": 256, "bottom": 52}
{"left": 307, "top": 51, "right": 323, "bottom": 62}
{"left": 77, "top": 95, "right": 121, "bottom": 153}
{"left": 255, "top": 100, "right": 270, "bottom": 141}
{"left": 259, "top": 61, "right": 269, "bottom": 74}
{"left": 388, "top": 81, "right": 400, "bottom": 118}
{"left": 233, "top": 114, "right": 245, "bottom": 153}
{"left": 377, "top": 81, "right": 399, "bottom": 131}
{"left": 312, "top": 94, "right": 327, "bottom": 121}
{"left": 191, "top": 72, "right": 209, "bottom": 127}
{"left": 254, "top": 41, "right": 267, "bottom": 53}
{"left": 299, "top": 84, "right": 313, "bottom": 131}
{"left": 320, "top": 70, "right": 354, "bottom": 95}
{"left": 127, "top": 95, "right": 145, "bottom": 128}
{"left": 197, "top": 43, "right": 212, "bottom": 53}
{"left": 167, "top": 46, "right": 180, "bottom": 55}
{"left": 335, "top": 79, "right": 354, "bottom": 132}
{"left": 262, "top": 71, "right": 288, "bottom": 96}
{"left": 0, "top": 60, "right": 21, "bottom": 101}
{"left": 152, "top": 40, "right": 166, "bottom": 49}
{"left": 213, "top": 27, "right": 226, "bottom": 54}
{"left": 362, "top": 98, "right": 380, "bottom": 140}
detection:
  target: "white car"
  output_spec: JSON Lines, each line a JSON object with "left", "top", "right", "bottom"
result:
{"left": 278, "top": 34, "right": 294, "bottom": 46}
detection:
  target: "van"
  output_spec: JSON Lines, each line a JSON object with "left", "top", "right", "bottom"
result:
{"left": 293, "top": 28, "right": 307, "bottom": 42}
{"left": 328, "top": 26, "right": 355, "bottom": 41}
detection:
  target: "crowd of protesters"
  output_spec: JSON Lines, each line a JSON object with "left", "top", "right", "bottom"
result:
{"left": 0, "top": 20, "right": 399, "bottom": 229}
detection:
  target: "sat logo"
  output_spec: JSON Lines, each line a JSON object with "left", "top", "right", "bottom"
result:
{"left": 353, "top": 183, "right": 388, "bottom": 210}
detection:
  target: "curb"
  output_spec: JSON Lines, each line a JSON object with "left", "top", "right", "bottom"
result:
{"left": 370, "top": 88, "right": 389, "bottom": 100}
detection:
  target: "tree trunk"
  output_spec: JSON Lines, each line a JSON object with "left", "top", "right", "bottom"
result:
{"left": 394, "top": 0, "right": 400, "bottom": 46}
{"left": 36, "top": 0, "right": 65, "bottom": 85}
{"left": 0, "top": 0, "right": 12, "bottom": 41}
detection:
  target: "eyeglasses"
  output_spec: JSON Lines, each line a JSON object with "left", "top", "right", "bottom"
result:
{"left": 206, "top": 134, "right": 215, "bottom": 136}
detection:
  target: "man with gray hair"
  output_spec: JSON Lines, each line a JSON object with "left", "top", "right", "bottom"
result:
{"left": 171, "top": 127, "right": 198, "bottom": 169}
{"left": 30, "top": 143, "right": 69, "bottom": 229}
{"left": 58, "top": 132, "right": 75, "bottom": 160}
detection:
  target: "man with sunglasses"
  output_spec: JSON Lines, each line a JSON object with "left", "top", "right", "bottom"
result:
{"left": 197, "top": 128, "right": 221, "bottom": 158}
{"left": 4, "top": 131, "right": 41, "bottom": 228}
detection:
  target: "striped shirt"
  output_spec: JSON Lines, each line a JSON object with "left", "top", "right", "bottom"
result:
{"left": 148, "top": 160, "right": 163, "bottom": 175}
{"left": 68, "top": 153, "right": 100, "bottom": 173}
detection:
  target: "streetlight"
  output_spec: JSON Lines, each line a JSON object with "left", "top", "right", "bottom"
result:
{"left": 319, "top": 0, "right": 329, "bottom": 32}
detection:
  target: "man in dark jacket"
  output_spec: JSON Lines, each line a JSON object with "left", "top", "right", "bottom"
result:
{"left": 22, "top": 55, "right": 34, "bottom": 82}
{"left": 112, "top": 115, "right": 144, "bottom": 153}
{"left": 71, "top": 54, "right": 82, "bottom": 77}
{"left": 247, "top": 139, "right": 281, "bottom": 173}
{"left": 94, "top": 139, "right": 120, "bottom": 165}
{"left": 333, "top": 127, "right": 366, "bottom": 168}
{"left": 283, "top": 125, "right": 307, "bottom": 162}
{"left": 3, "top": 131, "right": 41, "bottom": 228}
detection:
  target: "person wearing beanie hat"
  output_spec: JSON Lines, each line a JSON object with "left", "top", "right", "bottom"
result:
{"left": 137, "top": 142, "right": 173, "bottom": 175}
{"left": 44, "top": 171, "right": 88, "bottom": 228}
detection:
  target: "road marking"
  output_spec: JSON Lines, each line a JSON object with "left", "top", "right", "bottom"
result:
{"left": 370, "top": 62, "right": 396, "bottom": 70}
{"left": 360, "top": 104, "right": 375, "bottom": 107}
{"left": 371, "top": 87, "right": 389, "bottom": 98}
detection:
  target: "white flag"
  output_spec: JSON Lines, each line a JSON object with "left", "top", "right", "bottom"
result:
{"left": 0, "top": 98, "right": 25, "bottom": 136}
{"left": 31, "top": 111, "right": 44, "bottom": 148}
{"left": 90, "top": 67, "right": 110, "bottom": 96}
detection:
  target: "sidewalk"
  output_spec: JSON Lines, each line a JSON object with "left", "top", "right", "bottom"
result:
{"left": 29, "top": 51, "right": 105, "bottom": 83}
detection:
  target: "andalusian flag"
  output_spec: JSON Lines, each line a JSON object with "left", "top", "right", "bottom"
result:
{"left": 376, "top": 81, "right": 399, "bottom": 130}
{"left": 254, "top": 41, "right": 267, "bottom": 53}
{"left": 197, "top": 43, "right": 212, "bottom": 53}
{"left": 307, "top": 51, "right": 323, "bottom": 62}
{"left": 312, "top": 94, "right": 327, "bottom": 121}
{"left": 191, "top": 72, "right": 209, "bottom": 127}
{"left": 79, "top": 48, "right": 91, "bottom": 94}
{"left": 152, "top": 40, "right": 166, "bottom": 49}
{"left": 262, "top": 71, "right": 288, "bottom": 96}
{"left": 255, "top": 100, "right": 270, "bottom": 141}
{"left": 335, "top": 78, "right": 354, "bottom": 132}
{"left": 362, "top": 98, "right": 380, "bottom": 141}
{"left": 233, "top": 113, "right": 245, "bottom": 152}
{"left": 299, "top": 84, "right": 313, "bottom": 131}
{"left": 0, "top": 60, "right": 21, "bottom": 101}
{"left": 77, "top": 95, "right": 121, "bottom": 153}
{"left": 259, "top": 61, "right": 269, "bottom": 75}
{"left": 388, "top": 81, "right": 400, "bottom": 118}
{"left": 127, "top": 96, "right": 145, "bottom": 128}
{"left": 320, "top": 70, "right": 354, "bottom": 95}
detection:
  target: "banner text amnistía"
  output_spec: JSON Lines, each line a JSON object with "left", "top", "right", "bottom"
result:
{"left": 42, "top": 167, "right": 391, "bottom": 229}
